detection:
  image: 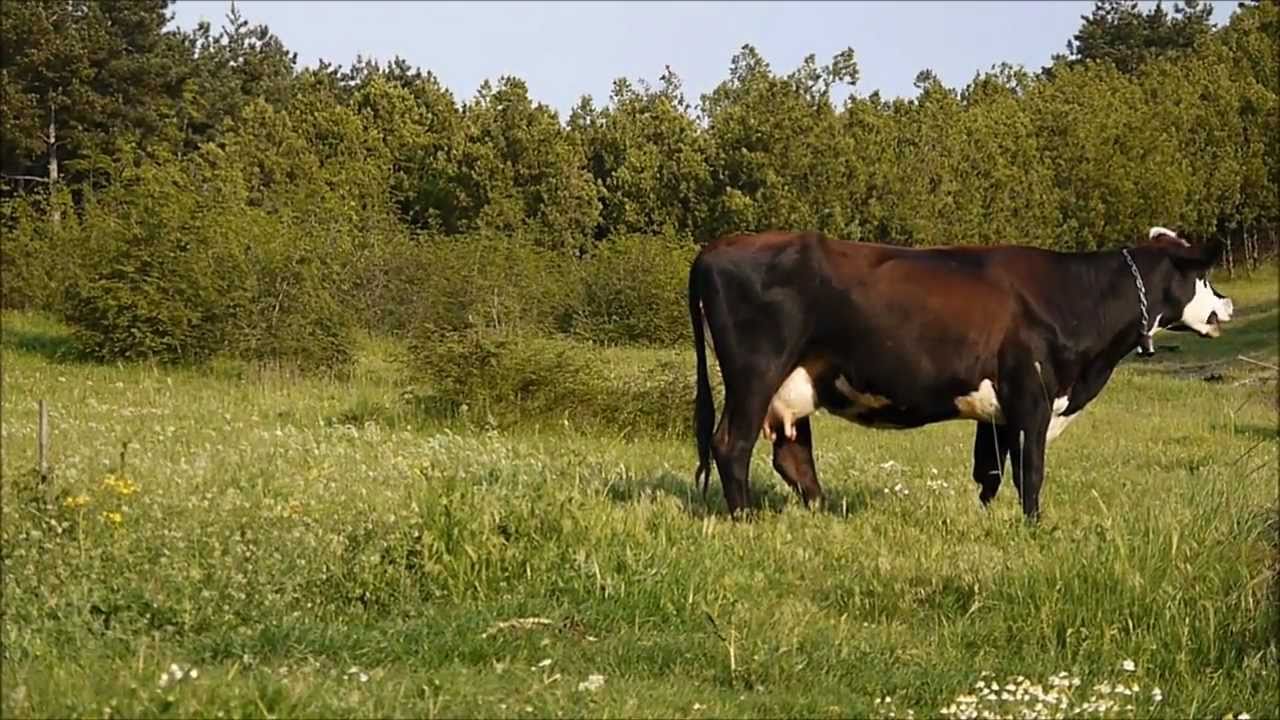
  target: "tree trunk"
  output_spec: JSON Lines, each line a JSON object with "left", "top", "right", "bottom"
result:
{"left": 1245, "top": 225, "right": 1255, "bottom": 273}
{"left": 1224, "top": 227, "right": 1234, "bottom": 278}
{"left": 47, "top": 100, "right": 60, "bottom": 226}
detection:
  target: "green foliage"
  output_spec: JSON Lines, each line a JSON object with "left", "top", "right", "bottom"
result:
{"left": 454, "top": 77, "right": 601, "bottom": 253}
{"left": 570, "top": 70, "right": 711, "bottom": 242}
{"left": 1064, "top": 0, "right": 1215, "bottom": 74}
{"left": 62, "top": 151, "right": 355, "bottom": 371}
{"left": 346, "top": 63, "right": 465, "bottom": 233}
{"left": 2, "top": 0, "right": 1277, "bottom": 366}
{"left": 406, "top": 328, "right": 697, "bottom": 436}
{"left": 0, "top": 188, "right": 82, "bottom": 310}
{"left": 170, "top": 2, "right": 297, "bottom": 154}
{"left": 398, "top": 234, "right": 582, "bottom": 338}
{"left": 571, "top": 234, "right": 697, "bottom": 346}
{"left": 699, "top": 45, "right": 863, "bottom": 240}
{"left": 0, "top": 0, "right": 204, "bottom": 188}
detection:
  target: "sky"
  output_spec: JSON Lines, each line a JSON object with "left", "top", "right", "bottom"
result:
{"left": 168, "top": 1, "right": 1236, "bottom": 116}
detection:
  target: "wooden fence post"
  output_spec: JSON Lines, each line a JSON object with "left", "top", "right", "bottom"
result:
{"left": 37, "top": 400, "right": 49, "bottom": 481}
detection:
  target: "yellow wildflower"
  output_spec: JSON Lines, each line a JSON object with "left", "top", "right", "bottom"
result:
{"left": 102, "top": 474, "right": 139, "bottom": 496}
{"left": 63, "top": 494, "right": 91, "bottom": 509}
{"left": 101, "top": 511, "right": 124, "bottom": 525}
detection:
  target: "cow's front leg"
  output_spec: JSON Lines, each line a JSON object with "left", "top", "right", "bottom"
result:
{"left": 1016, "top": 422, "right": 1049, "bottom": 522}
{"left": 972, "top": 421, "right": 1009, "bottom": 506}
{"left": 1000, "top": 367, "right": 1053, "bottom": 522}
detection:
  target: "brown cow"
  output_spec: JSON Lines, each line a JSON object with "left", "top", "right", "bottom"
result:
{"left": 687, "top": 226, "right": 1233, "bottom": 520}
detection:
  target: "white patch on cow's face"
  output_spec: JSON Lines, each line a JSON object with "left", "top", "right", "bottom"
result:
{"left": 954, "top": 379, "right": 1004, "bottom": 424}
{"left": 1178, "top": 278, "right": 1233, "bottom": 338}
{"left": 764, "top": 366, "right": 820, "bottom": 441}
{"left": 1046, "top": 395, "right": 1076, "bottom": 444}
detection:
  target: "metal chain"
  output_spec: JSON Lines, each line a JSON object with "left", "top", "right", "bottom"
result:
{"left": 1121, "top": 248, "right": 1150, "bottom": 334}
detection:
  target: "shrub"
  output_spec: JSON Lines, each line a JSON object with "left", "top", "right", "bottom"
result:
{"left": 571, "top": 234, "right": 696, "bottom": 346}
{"left": 394, "top": 233, "right": 583, "bottom": 337}
{"left": 406, "top": 327, "right": 715, "bottom": 437}
{"left": 62, "top": 153, "right": 356, "bottom": 371}
{"left": 63, "top": 160, "right": 250, "bottom": 364}
{"left": 0, "top": 188, "right": 85, "bottom": 312}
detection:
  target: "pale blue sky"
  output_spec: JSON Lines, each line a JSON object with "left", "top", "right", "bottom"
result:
{"left": 169, "top": 1, "right": 1235, "bottom": 115}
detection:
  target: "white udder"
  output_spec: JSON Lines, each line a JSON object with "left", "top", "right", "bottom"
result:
{"left": 764, "top": 366, "right": 820, "bottom": 441}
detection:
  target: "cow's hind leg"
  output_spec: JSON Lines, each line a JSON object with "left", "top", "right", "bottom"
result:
{"left": 697, "top": 261, "right": 809, "bottom": 517}
{"left": 772, "top": 417, "right": 823, "bottom": 508}
{"left": 712, "top": 377, "right": 781, "bottom": 517}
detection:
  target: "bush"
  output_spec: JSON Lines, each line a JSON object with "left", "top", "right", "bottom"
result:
{"left": 406, "top": 327, "right": 713, "bottom": 436}
{"left": 62, "top": 154, "right": 356, "bottom": 371}
{"left": 0, "top": 188, "right": 85, "bottom": 312}
{"left": 571, "top": 234, "right": 696, "bottom": 346}
{"left": 392, "top": 233, "right": 583, "bottom": 337}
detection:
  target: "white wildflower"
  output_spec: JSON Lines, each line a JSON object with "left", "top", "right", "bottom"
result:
{"left": 577, "top": 673, "right": 605, "bottom": 692}
{"left": 1120, "top": 658, "right": 1136, "bottom": 672}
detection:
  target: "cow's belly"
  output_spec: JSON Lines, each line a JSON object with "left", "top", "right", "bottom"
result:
{"left": 954, "top": 383, "right": 1079, "bottom": 442}
{"left": 766, "top": 365, "right": 1081, "bottom": 442}
{"left": 763, "top": 364, "right": 934, "bottom": 434}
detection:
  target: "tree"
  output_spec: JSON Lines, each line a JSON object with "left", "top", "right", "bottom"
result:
{"left": 176, "top": 2, "right": 296, "bottom": 152}
{"left": 453, "top": 77, "right": 601, "bottom": 253}
{"left": 0, "top": 0, "right": 192, "bottom": 195}
{"left": 570, "top": 67, "right": 711, "bottom": 242}
{"left": 344, "top": 58, "right": 465, "bottom": 232}
{"left": 1026, "top": 61, "right": 1170, "bottom": 249}
{"left": 1063, "top": 0, "right": 1215, "bottom": 74}
{"left": 699, "top": 44, "right": 862, "bottom": 241}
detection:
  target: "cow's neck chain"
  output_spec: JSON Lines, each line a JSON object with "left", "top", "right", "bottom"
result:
{"left": 1121, "top": 248, "right": 1156, "bottom": 352}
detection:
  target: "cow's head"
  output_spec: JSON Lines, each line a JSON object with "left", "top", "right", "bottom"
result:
{"left": 1144, "top": 226, "right": 1234, "bottom": 340}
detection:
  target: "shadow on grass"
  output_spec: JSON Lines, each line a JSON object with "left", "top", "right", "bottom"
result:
{"left": 0, "top": 322, "right": 92, "bottom": 364}
{"left": 602, "top": 467, "right": 885, "bottom": 521}
{"left": 1126, "top": 304, "right": 1278, "bottom": 378}
{"left": 1213, "top": 421, "right": 1280, "bottom": 445}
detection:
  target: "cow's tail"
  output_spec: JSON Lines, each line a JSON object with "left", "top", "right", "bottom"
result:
{"left": 689, "top": 258, "right": 716, "bottom": 501}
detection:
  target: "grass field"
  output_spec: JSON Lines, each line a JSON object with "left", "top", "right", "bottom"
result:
{"left": 2, "top": 270, "right": 1277, "bottom": 719}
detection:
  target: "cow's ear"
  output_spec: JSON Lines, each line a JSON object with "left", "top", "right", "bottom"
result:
{"left": 1163, "top": 237, "right": 1223, "bottom": 271}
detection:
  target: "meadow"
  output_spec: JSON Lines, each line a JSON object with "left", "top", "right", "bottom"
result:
{"left": 1, "top": 271, "right": 1276, "bottom": 719}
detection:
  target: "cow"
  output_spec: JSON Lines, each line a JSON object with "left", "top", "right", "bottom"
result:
{"left": 687, "top": 226, "right": 1234, "bottom": 521}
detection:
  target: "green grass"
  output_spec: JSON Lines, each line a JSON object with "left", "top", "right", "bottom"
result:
{"left": 2, "top": 271, "right": 1277, "bottom": 719}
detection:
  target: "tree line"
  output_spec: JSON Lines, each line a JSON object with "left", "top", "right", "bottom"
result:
{"left": 1, "top": 0, "right": 1275, "bottom": 369}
